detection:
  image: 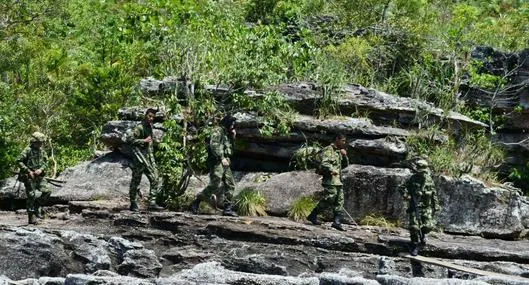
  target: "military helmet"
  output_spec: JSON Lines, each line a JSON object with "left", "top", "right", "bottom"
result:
{"left": 30, "top": 132, "right": 46, "bottom": 143}
{"left": 414, "top": 159, "right": 429, "bottom": 170}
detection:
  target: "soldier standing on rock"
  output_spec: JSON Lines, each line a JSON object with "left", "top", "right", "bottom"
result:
{"left": 127, "top": 108, "right": 164, "bottom": 212}
{"left": 191, "top": 115, "right": 238, "bottom": 217}
{"left": 398, "top": 157, "right": 440, "bottom": 256}
{"left": 307, "top": 133, "right": 349, "bottom": 231}
{"left": 17, "top": 132, "right": 51, "bottom": 225}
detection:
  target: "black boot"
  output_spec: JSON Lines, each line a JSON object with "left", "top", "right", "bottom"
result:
{"left": 28, "top": 213, "right": 38, "bottom": 225}
{"left": 147, "top": 202, "right": 165, "bottom": 211}
{"left": 410, "top": 243, "right": 419, "bottom": 256}
{"left": 191, "top": 197, "right": 201, "bottom": 215}
{"left": 129, "top": 202, "right": 139, "bottom": 212}
{"left": 222, "top": 204, "right": 238, "bottom": 217}
{"left": 307, "top": 208, "right": 322, "bottom": 225}
{"left": 419, "top": 234, "right": 427, "bottom": 246}
{"left": 35, "top": 207, "right": 44, "bottom": 219}
{"left": 331, "top": 214, "right": 345, "bottom": 231}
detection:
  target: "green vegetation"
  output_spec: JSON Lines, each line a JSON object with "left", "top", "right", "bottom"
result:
{"left": 1, "top": 0, "right": 528, "bottom": 195}
{"left": 235, "top": 188, "right": 268, "bottom": 216}
{"left": 360, "top": 213, "right": 400, "bottom": 231}
{"left": 288, "top": 195, "right": 317, "bottom": 222}
{"left": 406, "top": 128, "right": 504, "bottom": 183}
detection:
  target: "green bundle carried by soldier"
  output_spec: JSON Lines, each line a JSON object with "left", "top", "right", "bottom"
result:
{"left": 126, "top": 108, "right": 164, "bottom": 212}
{"left": 17, "top": 131, "right": 51, "bottom": 225}
{"left": 307, "top": 133, "right": 349, "bottom": 231}
{"left": 191, "top": 114, "right": 238, "bottom": 217}
{"left": 398, "top": 156, "right": 440, "bottom": 256}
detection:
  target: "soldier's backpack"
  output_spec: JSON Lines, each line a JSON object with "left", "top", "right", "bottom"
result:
{"left": 290, "top": 145, "right": 325, "bottom": 174}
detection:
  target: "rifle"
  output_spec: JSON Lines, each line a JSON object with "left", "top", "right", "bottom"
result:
{"left": 13, "top": 171, "right": 66, "bottom": 187}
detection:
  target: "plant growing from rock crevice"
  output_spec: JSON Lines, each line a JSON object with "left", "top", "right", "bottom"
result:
{"left": 235, "top": 188, "right": 268, "bottom": 216}
{"left": 288, "top": 195, "right": 317, "bottom": 222}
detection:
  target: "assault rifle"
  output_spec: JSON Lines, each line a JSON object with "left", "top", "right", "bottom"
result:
{"left": 13, "top": 171, "right": 66, "bottom": 188}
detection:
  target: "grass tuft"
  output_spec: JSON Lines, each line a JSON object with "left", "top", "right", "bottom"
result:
{"left": 235, "top": 188, "right": 268, "bottom": 216}
{"left": 288, "top": 196, "right": 317, "bottom": 222}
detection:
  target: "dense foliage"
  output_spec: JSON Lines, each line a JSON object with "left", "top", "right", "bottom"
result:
{"left": 1, "top": 0, "right": 528, "bottom": 191}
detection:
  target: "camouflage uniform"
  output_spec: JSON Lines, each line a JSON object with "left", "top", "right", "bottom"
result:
{"left": 127, "top": 120, "right": 160, "bottom": 209}
{"left": 197, "top": 126, "right": 236, "bottom": 208}
{"left": 307, "top": 143, "right": 349, "bottom": 230}
{"left": 17, "top": 132, "right": 50, "bottom": 224}
{"left": 399, "top": 159, "right": 440, "bottom": 254}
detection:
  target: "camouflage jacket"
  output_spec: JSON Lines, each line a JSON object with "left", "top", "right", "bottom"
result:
{"left": 127, "top": 121, "right": 155, "bottom": 164}
{"left": 399, "top": 171, "right": 439, "bottom": 210}
{"left": 208, "top": 126, "right": 233, "bottom": 166}
{"left": 319, "top": 143, "right": 348, "bottom": 186}
{"left": 17, "top": 145, "right": 47, "bottom": 179}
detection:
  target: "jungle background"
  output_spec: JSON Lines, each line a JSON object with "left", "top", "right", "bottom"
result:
{"left": 1, "top": 0, "right": 528, "bottom": 194}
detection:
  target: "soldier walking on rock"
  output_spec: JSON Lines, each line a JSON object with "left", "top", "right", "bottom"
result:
{"left": 17, "top": 132, "right": 51, "bottom": 225}
{"left": 127, "top": 108, "right": 164, "bottom": 212}
{"left": 307, "top": 133, "right": 349, "bottom": 231}
{"left": 192, "top": 115, "right": 238, "bottom": 217}
{"left": 399, "top": 157, "right": 440, "bottom": 256}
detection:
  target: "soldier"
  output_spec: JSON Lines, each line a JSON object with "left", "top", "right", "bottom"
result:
{"left": 399, "top": 157, "right": 440, "bottom": 256}
{"left": 17, "top": 132, "right": 51, "bottom": 225}
{"left": 191, "top": 115, "right": 238, "bottom": 217}
{"left": 127, "top": 108, "right": 164, "bottom": 212}
{"left": 307, "top": 133, "right": 349, "bottom": 231}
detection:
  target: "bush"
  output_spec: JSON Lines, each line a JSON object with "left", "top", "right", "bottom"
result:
{"left": 288, "top": 195, "right": 317, "bottom": 221}
{"left": 360, "top": 213, "right": 400, "bottom": 231}
{"left": 235, "top": 188, "right": 268, "bottom": 216}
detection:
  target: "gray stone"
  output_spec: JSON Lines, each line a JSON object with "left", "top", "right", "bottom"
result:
{"left": 64, "top": 274, "right": 153, "bottom": 285}
{"left": 48, "top": 152, "right": 149, "bottom": 203}
{"left": 117, "top": 248, "right": 162, "bottom": 278}
{"left": 376, "top": 275, "right": 490, "bottom": 285}
{"left": 59, "top": 231, "right": 111, "bottom": 273}
{"left": 0, "top": 228, "right": 80, "bottom": 280}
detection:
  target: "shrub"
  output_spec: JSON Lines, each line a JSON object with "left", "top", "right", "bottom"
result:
{"left": 235, "top": 188, "right": 268, "bottom": 216}
{"left": 288, "top": 195, "right": 317, "bottom": 222}
{"left": 360, "top": 213, "right": 400, "bottom": 231}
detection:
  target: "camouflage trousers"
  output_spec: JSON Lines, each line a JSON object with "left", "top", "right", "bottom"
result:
{"left": 407, "top": 196, "right": 436, "bottom": 245}
{"left": 24, "top": 177, "right": 51, "bottom": 215}
{"left": 198, "top": 163, "right": 235, "bottom": 206}
{"left": 129, "top": 161, "right": 160, "bottom": 205}
{"left": 313, "top": 184, "right": 344, "bottom": 216}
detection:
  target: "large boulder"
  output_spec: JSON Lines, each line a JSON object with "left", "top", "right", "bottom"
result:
{"left": 437, "top": 175, "right": 529, "bottom": 238}
{"left": 233, "top": 113, "right": 412, "bottom": 171}
{"left": 234, "top": 166, "right": 529, "bottom": 238}
{"left": 0, "top": 228, "right": 81, "bottom": 279}
{"left": 49, "top": 152, "right": 150, "bottom": 203}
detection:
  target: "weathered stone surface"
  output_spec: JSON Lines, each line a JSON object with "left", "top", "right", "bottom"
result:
{"left": 64, "top": 273, "right": 153, "bottom": 285}
{"left": 462, "top": 46, "right": 529, "bottom": 112}
{"left": 59, "top": 231, "right": 111, "bottom": 273}
{"left": 100, "top": 121, "right": 164, "bottom": 151}
{"left": 108, "top": 237, "right": 162, "bottom": 278}
{"left": 48, "top": 152, "right": 149, "bottom": 203}
{"left": 342, "top": 165, "right": 410, "bottom": 222}
{"left": 167, "top": 261, "right": 320, "bottom": 285}
{"left": 233, "top": 112, "right": 412, "bottom": 171}
{"left": 117, "top": 107, "right": 167, "bottom": 122}
{"left": 117, "top": 248, "right": 162, "bottom": 278}
{"left": 139, "top": 76, "right": 178, "bottom": 94}
{"left": 0, "top": 228, "right": 80, "bottom": 280}
{"left": 236, "top": 171, "right": 322, "bottom": 216}
{"left": 266, "top": 82, "right": 487, "bottom": 129}
{"left": 376, "top": 275, "right": 490, "bottom": 285}
{"left": 234, "top": 166, "right": 529, "bottom": 238}
{"left": 437, "top": 175, "right": 529, "bottom": 238}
